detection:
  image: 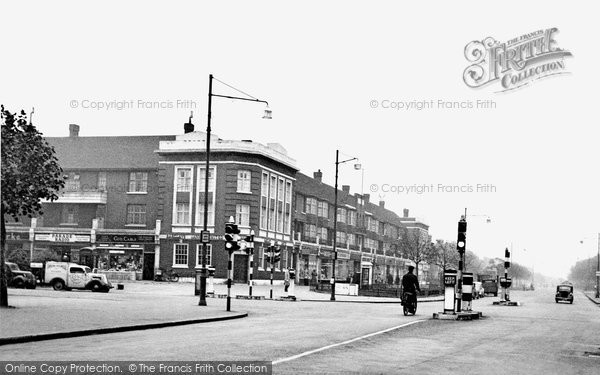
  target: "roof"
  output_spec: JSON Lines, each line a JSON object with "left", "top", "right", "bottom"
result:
{"left": 46, "top": 135, "right": 176, "bottom": 169}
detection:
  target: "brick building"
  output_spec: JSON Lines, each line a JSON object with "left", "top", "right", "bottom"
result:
{"left": 4, "top": 123, "right": 430, "bottom": 286}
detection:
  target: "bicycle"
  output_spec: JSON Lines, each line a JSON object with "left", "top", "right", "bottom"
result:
{"left": 401, "top": 291, "right": 417, "bottom": 316}
{"left": 154, "top": 268, "right": 179, "bottom": 282}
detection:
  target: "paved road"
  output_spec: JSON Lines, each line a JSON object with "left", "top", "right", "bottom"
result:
{"left": 1, "top": 288, "right": 598, "bottom": 374}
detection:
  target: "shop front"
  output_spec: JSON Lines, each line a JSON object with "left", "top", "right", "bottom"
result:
{"left": 296, "top": 243, "right": 319, "bottom": 286}
{"left": 33, "top": 232, "right": 92, "bottom": 263}
{"left": 95, "top": 233, "right": 156, "bottom": 281}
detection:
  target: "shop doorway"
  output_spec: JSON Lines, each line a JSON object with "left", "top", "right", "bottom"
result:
{"left": 361, "top": 267, "right": 371, "bottom": 287}
{"left": 143, "top": 253, "right": 155, "bottom": 280}
{"left": 233, "top": 254, "right": 248, "bottom": 283}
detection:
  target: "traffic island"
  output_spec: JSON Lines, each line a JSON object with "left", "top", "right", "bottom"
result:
{"left": 433, "top": 311, "right": 482, "bottom": 321}
{"left": 493, "top": 300, "right": 522, "bottom": 306}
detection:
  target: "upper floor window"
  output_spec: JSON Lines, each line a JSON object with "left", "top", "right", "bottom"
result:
{"left": 97, "top": 172, "right": 107, "bottom": 191}
{"left": 126, "top": 204, "right": 146, "bottom": 225}
{"left": 175, "top": 203, "right": 190, "bottom": 225}
{"left": 337, "top": 208, "right": 347, "bottom": 223}
{"left": 237, "top": 170, "right": 251, "bottom": 193}
{"left": 236, "top": 204, "right": 250, "bottom": 227}
{"left": 65, "top": 173, "right": 80, "bottom": 192}
{"left": 129, "top": 172, "right": 148, "bottom": 193}
{"left": 305, "top": 197, "right": 317, "bottom": 215}
{"left": 61, "top": 205, "right": 78, "bottom": 224}
{"left": 176, "top": 168, "right": 192, "bottom": 192}
{"left": 347, "top": 210, "right": 356, "bottom": 226}
{"left": 317, "top": 201, "right": 329, "bottom": 218}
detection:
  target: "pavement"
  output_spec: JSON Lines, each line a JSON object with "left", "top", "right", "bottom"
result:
{"left": 582, "top": 290, "right": 600, "bottom": 305}
{"left": 0, "top": 281, "right": 442, "bottom": 345}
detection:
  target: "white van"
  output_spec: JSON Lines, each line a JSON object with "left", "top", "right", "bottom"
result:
{"left": 44, "top": 261, "right": 113, "bottom": 292}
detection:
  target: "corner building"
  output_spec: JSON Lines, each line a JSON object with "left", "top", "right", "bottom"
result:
{"left": 156, "top": 130, "right": 297, "bottom": 282}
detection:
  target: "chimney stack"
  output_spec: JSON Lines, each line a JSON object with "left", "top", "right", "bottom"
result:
{"left": 379, "top": 200, "right": 385, "bottom": 208}
{"left": 342, "top": 185, "right": 350, "bottom": 194}
{"left": 69, "top": 124, "right": 80, "bottom": 137}
{"left": 313, "top": 170, "right": 323, "bottom": 182}
{"left": 363, "top": 194, "right": 370, "bottom": 203}
{"left": 403, "top": 208, "right": 409, "bottom": 218}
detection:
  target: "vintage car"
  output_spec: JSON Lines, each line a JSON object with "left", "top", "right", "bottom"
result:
{"left": 4, "top": 262, "right": 37, "bottom": 289}
{"left": 555, "top": 282, "right": 574, "bottom": 304}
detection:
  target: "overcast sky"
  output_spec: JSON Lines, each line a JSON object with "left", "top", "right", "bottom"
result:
{"left": 3, "top": 1, "right": 599, "bottom": 279}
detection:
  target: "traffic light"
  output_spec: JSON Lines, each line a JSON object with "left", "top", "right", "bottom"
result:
{"left": 457, "top": 217, "right": 467, "bottom": 254}
{"left": 243, "top": 232, "right": 254, "bottom": 254}
{"left": 504, "top": 248, "right": 511, "bottom": 268}
{"left": 224, "top": 221, "right": 241, "bottom": 252}
{"left": 272, "top": 246, "right": 281, "bottom": 264}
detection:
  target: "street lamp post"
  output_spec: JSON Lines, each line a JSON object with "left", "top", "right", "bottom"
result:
{"left": 198, "top": 74, "right": 271, "bottom": 306}
{"left": 331, "top": 150, "right": 357, "bottom": 301}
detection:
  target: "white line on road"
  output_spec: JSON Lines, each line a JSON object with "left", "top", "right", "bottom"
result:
{"left": 272, "top": 320, "right": 426, "bottom": 365}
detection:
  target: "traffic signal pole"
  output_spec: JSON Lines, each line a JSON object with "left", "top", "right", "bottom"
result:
{"left": 456, "top": 212, "right": 467, "bottom": 313}
{"left": 226, "top": 250, "right": 233, "bottom": 311}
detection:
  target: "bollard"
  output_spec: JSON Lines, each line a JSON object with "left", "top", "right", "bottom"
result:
{"left": 207, "top": 266, "right": 215, "bottom": 295}
{"left": 462, "top": 272, "right": 473, "bottom": 311}
{"left": 443, "top": 269, "right": 457, "bottom": 314}
{"left": 288, "top": 268, "right": 296, "bottom": 299}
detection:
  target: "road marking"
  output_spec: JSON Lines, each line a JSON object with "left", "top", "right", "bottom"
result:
{"left": 272, "top": 320, "right": 426, "bottom": 365}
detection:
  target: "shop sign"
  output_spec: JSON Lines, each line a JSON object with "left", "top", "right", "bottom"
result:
{"left": 6, "top": 232, "right": 27, "bottom": 241}
{"left": 337, "top": 250, "right": 350, "bottom": 260}
{"left": 160, "top": 233, "right": 223, "bottom": 241}
{"left": 96, "top": 234, "right": 155, "bottom": 244}
{"left": 35, "top": 233, "right": 91, "bottom": 243}
{"left": 320, "top": 249, "right": 333, "bottom": 258}
{"left": 361, "top": 254, "right": 374, "bottom": 262}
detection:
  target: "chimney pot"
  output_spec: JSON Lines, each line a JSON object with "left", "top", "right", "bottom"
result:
{"left": 342, "top": 185, "right": 350, "bottom": 194}
{"left": 184, "top": 122, "right": 194, "bottom": 134}
{"left": 363, "top": 194, "right": 370, "bottom": 203}
{"left": 403, "top": 208, "right": 409, "bottom": 218}
{"left": 313, "top": 169, "right": 323, "bottom": 182}
{"left": 69, "top": 124, "right": 80, "bottom": 137}
{"left": 379, "top": 200, "right": 385, "bottom": 208}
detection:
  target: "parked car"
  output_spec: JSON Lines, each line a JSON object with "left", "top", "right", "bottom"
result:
{"left": 4, "top": 262, "right": 37, "bottom": 289}
{"left": 555, "top": 282, "right": 574, "bottom": 304}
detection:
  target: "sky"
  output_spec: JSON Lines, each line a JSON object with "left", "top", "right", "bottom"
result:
{"left": 2, "top": 0, "right": 599, "bottom": 279}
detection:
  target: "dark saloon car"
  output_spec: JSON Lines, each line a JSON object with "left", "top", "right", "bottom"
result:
{"left": 555, "top": 282, "right": 573, "bottom": 304}
{"left": 4, "top": 262, "right": 37, "bottom": 289}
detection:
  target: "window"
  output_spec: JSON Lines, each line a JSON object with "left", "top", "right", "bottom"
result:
{"left": 277, "top": 178, "right": 284, "bottom": 232}
{"left": 196, "top": 202, "right": 214, "bottom": 227}
{"left": 176, "top": 168, "right": 192, "bottom": 192}
{"left": 284, "top": 181, "right": 292, "bottom": 234}
{"left": 260, "top": 173, "right": 269, "bottom": 229}
{"left": 97, "top": 172, "right": 107, "bottom": 191}
{"left": 317, "top": 201, "right": 329, "bottom": 218}
{"left": 196, "top": 244, "right": 213, "bottom": 267}
{"left": 236, "top": 204, "right": 250, "bottom": 227}
{"left": 305, "top": 198, "right": 317, "bottom": 215}
{"left": 318, "top": 227, "right": 328, "bottom": 242}
{"left": 336, "top": 231, "right": 347, "bottom": 244}
{"left": 65, "top": 173, "right": 80, "bottom": 192}
{"left": 126, "top": 204, "right": 146, "bottom": 225}
{"left": 237, "top": 170, "right": 251, "bottom": 193}
{"left": 348, "top": 233, "right": 356, "bottom": 246}
{"left": 173, "top": 244, "right": 189, "bottom": 267}
{"left": 61, "top": 205, "right": 78, "bottom": 224}
{"left": 129, "top": 172, "right": 148, "bottom": 192}
{"left": 347, "top": 210, "right": 356, "bottom": 226}
{"left": 175, "top": 203, "right": 190, "bottom": 225}
{"left": 303, "top": 224, "right": 317, "bottom": 240}
{"left": 69, "top": 267, "right": 85, "bottom": 274}
{"left": 337, "top": 208, "right": 347, "bottom": 223}
{"left": 198, "top": 167, "right": 215, "bottom": 192}
{"left": 370, "top": 218, "right": 379, "bottom": 232}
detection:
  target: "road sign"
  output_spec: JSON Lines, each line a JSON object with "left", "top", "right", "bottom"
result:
{"left": 200, "top": 230, "right": 210, "bottom": 243}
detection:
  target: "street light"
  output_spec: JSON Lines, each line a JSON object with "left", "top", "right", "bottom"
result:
{"left": 331, "top": 150, "right": 358, "bottom": 301}
{"left": 198, "top": 74, "right": 271, "bottom": 307}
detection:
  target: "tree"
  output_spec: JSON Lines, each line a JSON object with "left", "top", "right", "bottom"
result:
{"left": 1, "top": 106, "right": 65, "bottom": 308}
{"left": 400, "top": 227, "right": 432, "bottom": 278}
{"left": 428, "top": 239, "right": 459, "bottom": 271}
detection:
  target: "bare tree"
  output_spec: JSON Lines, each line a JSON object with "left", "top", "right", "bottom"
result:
{"left": 400, "top": 228, "right": 432, "bottom": 278}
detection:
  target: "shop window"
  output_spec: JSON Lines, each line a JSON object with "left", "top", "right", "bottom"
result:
{"left": 173, "top": 244, "right": 189, "bottom": 267}
{"left": 129, "top": 172, "right": 148, "bottom": 193}
{"left": 196, "top": 244, "right": 213, "bottom": 267}
{"left": 237, "top": 170, "right": 251, "bottom": 193}
{"left": 126, "top": 204, "right": 146, "bottom": 226}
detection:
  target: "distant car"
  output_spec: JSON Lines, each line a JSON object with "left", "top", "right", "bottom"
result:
{"left": 555, "top": 282, "right": 573, "bottom": 304}
{"left": 4, "top": 262, "right": 37, "bottom": 289}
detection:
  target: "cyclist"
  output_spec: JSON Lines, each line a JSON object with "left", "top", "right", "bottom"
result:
{"left": 401, "top": 265, "right": 420, "bottom": 306}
